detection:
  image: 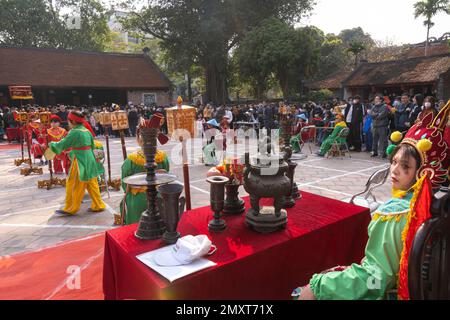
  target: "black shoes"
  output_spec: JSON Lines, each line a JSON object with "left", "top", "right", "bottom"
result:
{"left": 371, "top": 154, "right": 379, "bottom": 158}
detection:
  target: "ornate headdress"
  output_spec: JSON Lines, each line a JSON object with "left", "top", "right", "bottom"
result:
{"left": 388, "top": 101, "right": 450, "bottom": 189}
{"left": 50, "top": 115, "right": 62, "bottom": 123}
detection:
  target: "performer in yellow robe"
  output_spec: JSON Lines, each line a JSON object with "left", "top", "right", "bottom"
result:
{"left": 47, "top": 111, "right": 106, "bottom": 216}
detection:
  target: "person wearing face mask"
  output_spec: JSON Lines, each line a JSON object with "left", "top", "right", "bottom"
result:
{"left": 408, "top": 94, "right": 423, "bottom": 126}
{"left": 417, "top": 96, "right": 438, "bottom": 123}
{"left": 224, "top": 107, "right": 233, "bottom": 127}
{"left": 371, "top": 95, "right": 390, "bottom": 159}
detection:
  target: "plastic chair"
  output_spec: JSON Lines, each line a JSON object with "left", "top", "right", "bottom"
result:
{"left": 385, "top": 187, "right": 449, "bottom": 300}
{"left": 343, "top": 165, "right": 390, "bottom": 213}
{"left": 299, "top": 126, "right": 317, "bottom": 154}
{"left": 327, "top": 127, "right": 351, "bottom": 159}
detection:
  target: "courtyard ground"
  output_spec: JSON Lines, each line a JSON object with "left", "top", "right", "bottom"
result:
{"left": 0, "top": 137, "right": 391, "bottom": 257}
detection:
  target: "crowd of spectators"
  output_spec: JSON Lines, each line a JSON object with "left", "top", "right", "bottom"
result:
{"left": 1, "top": 95, "right": 446, "bottom": 159}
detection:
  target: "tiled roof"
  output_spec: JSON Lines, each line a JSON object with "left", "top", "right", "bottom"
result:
{"left": 0, "top": 46, "right": 171, "bottom": 89}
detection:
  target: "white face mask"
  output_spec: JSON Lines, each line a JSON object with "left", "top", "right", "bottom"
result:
{"left": 424, "top": 102, "right": 432, "bottom": 109}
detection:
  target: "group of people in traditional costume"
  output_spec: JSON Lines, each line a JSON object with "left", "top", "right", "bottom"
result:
{"left": 21, "top": 101, "right": 450, "bottom": 301}
{"left": 40, "top": 110, "right": 170, "bottom": 226}
{"left": 293, "top": 101, "right": 450, "bottom": 300}
{"left": 26, "top": 115, "right": 70, "bottom": 173}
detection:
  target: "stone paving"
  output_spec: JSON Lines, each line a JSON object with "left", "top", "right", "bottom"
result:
{"left": 0, "top": 136, "right": 392, "bottom": 256}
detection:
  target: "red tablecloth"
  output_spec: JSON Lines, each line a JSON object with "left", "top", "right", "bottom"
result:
{"left": 103, "top": 192, "right": 370, "bottom": 300}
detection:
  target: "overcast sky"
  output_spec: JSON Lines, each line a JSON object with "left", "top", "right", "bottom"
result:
{"left": 301, "top": 0, "right": 449, "bottom": 44}
{"left": 104, "top": 0, "right": 449, "bottom": 45}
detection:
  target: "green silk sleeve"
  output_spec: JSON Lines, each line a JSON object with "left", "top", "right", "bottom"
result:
{"left": 121, "top": 159, "right": 133, "bottom": 192}
{"left": 309, "top": 215, "right": 407, "bottom": 300}
{"left": 157, "top": 154, "right": 170, "bottom": 172}
{"left": 329, "top": 126, "right": 344, "bottom": 139}
{"left": 49, "top": 129, "right": 76, "bottom": 155}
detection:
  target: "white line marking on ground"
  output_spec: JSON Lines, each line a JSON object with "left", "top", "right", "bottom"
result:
{"left": 175, "top": 180, "right": 210, "bottom": 195}
{"left": 104, "top": 202, "right": 119, "bottom": 217}
{"left": 3, "top": 234, "right": 104, "bottom": 258}
{"left": 298, "top": 163, "right": 371, "bottom": 177}
{"left": 0, "top": 194, "right": 122, "bottom": 218}
{"left": 298, "top": 164, "right": 388, "bottom": 187}
{"left": 0, "top": 223, "right": 115, "bottom": 230}
{"left": 0, "top": 186, "right": 40, "bottom": 194}
{"left": 0, "top": 205, "right": 61, "bottom": 218}
{"left": 299, "top": 184, "right": 353, "bottom": 197}
{"left": 43, "top": 247, "right": 104, "bottom": 300}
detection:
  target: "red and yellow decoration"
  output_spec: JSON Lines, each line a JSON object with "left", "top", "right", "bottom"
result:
{"left": 9, "top": 86, "right": 33, "bottom": 100}
{"left": 397, "top": 174, "right": 432, "bottom": 300}
{"left": 207, "top": 157, "right": 245, "bottom": 185}
{"left": 388, "top": 100, "right": 450, "bottom": 189}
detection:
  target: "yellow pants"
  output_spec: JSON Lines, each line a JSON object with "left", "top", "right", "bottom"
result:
{"left": 63, "top": 159, "right": 106, "bottom": 214}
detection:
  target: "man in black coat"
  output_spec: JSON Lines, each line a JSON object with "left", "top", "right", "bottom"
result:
{"left": 127, "top": 107, "right": 139, "bottom": 137}
{"left": 344, "top": 95, "right": 364, "bottom": 152}
{"left": 408, "top": 94, "right": 423, "bottom": 127}
{"left": 56, "top": 105, "right": 69, "bottom": 130}
{"left": 395, "top": 94, "right": 413, "bottom": 133}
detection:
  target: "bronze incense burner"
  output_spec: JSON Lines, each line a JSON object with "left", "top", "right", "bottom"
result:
{"left": 243, "top": 154, "right": 291, "bottom": 233}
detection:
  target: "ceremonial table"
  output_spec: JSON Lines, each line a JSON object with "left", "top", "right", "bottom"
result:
{"left": 103, "top": 192, "right": 370, "bottom": 300}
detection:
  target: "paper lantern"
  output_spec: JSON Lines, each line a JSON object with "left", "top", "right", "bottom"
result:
{"left": 166, "top": 106, "right": 196, "bottom": 140}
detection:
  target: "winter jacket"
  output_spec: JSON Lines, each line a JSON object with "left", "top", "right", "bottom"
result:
{"left": 371, "top": 103, "right": 389, "bottom": 128}
{"left": 394, "top": 103, "right": 412, "bottom": 129}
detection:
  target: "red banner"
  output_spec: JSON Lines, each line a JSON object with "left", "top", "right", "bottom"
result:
{"left": 9, "top": 86, "right": 33, "bottom": 100}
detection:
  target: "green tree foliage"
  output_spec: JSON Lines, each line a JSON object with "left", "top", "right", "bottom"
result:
{"left": 236, "top": 18, "right": 322, "bottom": 99}
{"left": 315, "top": 27, "right": 375, "bottom": 79}
{"left": 308, "top": 89, "right": 334, "bottom": 103}
{"left": 346, "top": 41, "right": 367, "bottom": 68}
{"left": 123, "top": 0, "right": 315, "bottom": 104}
{"left": 338, "top": 27, "right": 375, "bottom": 48}
{"left": 0, "top": 0, "right": 111, "bottom": 51}
{"left": 316, "top": 34, "right": 347, "bottom": 79}
{"left": 413, "top": 0, "right": 449, "bottom": 55}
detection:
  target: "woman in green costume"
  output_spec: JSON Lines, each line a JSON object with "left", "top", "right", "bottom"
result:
{"left": 119, "top": 128, "right": 170, "bottom": 225}
{"left": 316, "top": 114, "right": 348, "bottom": 157}
{"left": 293, "top": 103, "right": 450, "bottom": 300}
{"left": 290, "top": 114, "right": 308, "bottom": 154}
